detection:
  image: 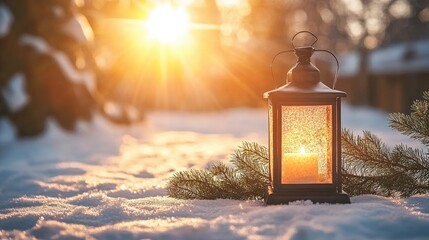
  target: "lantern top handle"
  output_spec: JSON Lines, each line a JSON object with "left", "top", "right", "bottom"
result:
{"left": 292, "top": 31, "right": 318, "bottom": 49}
{"left": 270, "top": 31, "right": 340, "bottom": 89}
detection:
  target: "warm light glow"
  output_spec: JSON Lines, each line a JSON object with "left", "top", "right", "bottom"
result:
{"left": 281, "top": 105, "right": 333, "bottom": 184}
{"left": 282, "top": 147, "right": 318, "bottom": 184}
{"left": 145, "top": 5, "right": 189, "bottom": 44}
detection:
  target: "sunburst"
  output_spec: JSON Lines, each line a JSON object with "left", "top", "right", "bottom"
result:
{"left": 100, "top": 2, "right": 256, "bottom": 110}
{"left": 145, "top": 5, "right": 190, "bottom": 44}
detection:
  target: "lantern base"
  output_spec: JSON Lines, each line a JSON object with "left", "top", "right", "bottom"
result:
{"left": 265, "top": 186, "right": 350, "bottom": 205}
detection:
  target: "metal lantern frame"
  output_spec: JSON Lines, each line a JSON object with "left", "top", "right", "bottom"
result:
{"left": 264, "top": 32, "right": 350, "bottom": 205}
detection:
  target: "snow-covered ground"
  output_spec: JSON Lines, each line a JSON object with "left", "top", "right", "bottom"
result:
{"left": 1, "top": 104, "right": 428, "bottom": 240}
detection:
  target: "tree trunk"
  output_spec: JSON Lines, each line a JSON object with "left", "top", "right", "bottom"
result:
{"left": 356, "top": 47, "right": 369, "bottom": 105}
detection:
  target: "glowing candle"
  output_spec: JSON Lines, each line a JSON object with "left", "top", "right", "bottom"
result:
{"left": 282, "top": 147, "right": 318, "bottom": 184}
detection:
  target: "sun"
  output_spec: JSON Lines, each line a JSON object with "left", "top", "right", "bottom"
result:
{"left": 145, "top": 5, "right": 190, "bottom": 44}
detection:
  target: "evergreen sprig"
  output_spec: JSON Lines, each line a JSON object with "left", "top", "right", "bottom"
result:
{"left": 342, "top": 91, "right": 429, "bottom": 197}
{"left": 389, "top": 91, "right": 429, "bottom": 146}
{"left": 167, "top": 91, "right": 429, "bottom": 199}
{"left": 166, "top": 142, "right": 269, "bottom": 200}
{"left": 341, "top": 130, "right": 428, "bottom": 197}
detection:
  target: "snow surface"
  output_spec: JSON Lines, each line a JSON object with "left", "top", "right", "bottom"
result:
{"left": 1, "top": 73, "right": 29, "bottom": 113}
{"left": 0, "top": 3, "right": 12, "bottom": 38}
{"left": 1, "top": 105, "right": 428, "bottom": 239}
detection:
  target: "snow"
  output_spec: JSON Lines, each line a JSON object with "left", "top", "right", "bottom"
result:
{"left": 1, "top": 105, "right": 428, "bottom": 239}
{"left": 1, "top": 73, "right": 29, "bottom": 113}
{"left": 0, "top": 3, "right": 12, "bottom": 38}
{"left": 338, "top": 51, "right": 360, "bottom": 77}
{"left": 20, "top": 34, "right": 96, "bottom": 91}
{"left": 339, "top": 39, "right": 429, "bottom": 77}
{"left": 0, "top": 118, "right": 15, "bottom": 143}
{"left": 370, "top": 39, "right": 429, "bottom": 75}
{"left": 342, "top": 103, "right": 424, "bottom": 149}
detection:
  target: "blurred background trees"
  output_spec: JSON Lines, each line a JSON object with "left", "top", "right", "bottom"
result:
{"left": 0, "top": 0, "right": 140, "bottom": 138}
{"left": 1, "top": 0, "right": 428, "bottom": 138}
{"left": 0, "top": 0, "right": 98, "bottom": 137}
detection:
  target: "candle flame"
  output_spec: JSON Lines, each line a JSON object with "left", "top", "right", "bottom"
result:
{"left": 299, "top": 146, "right": 306, "bottom": 154}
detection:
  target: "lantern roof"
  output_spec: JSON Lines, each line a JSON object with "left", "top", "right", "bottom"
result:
{"left": 264, "top": 81, "right": 346, "bottom": 99}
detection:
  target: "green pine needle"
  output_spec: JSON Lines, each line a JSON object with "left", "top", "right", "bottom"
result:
{"left": 342, "top": 91, "right": 429, "bottom": 197}
{"left": 166, "top": 142, "right": 269, "bottom": 200}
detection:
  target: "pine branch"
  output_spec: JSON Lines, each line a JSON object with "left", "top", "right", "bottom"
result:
{"left": 342, "top": 171, "right": 414, "bottom": 197}
{"left": 166, "top": 142, "right": 269, "bottom": 200}
{"left": 342, "top": 128, "right": 429, "bottom": 197}
{"left": 166, "top": 168, "right": 224, "bottom": 199}
{"left": 388, "top": 93, "right": 429, "bottom": 145}
{"left": 239, "top": 141, "right": 269, "bottom": 162}
{"left": 342, "top": 92, "right": 429, "bottom": 197}
{"left": 230, "top": 142, "right": 270, "bottom": 184}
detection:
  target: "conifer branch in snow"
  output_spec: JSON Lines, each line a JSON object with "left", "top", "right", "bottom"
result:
{"left": 167, "top": 91, "right": 429, "bottom": 199}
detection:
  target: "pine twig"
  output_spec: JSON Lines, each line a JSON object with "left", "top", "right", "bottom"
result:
{"left": 166, "top": 142, "right": 269, "bottom": 200}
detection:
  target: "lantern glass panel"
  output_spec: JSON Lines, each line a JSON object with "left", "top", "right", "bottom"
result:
{"left": 281, "top": 105, "right": 332, "bottom": 184}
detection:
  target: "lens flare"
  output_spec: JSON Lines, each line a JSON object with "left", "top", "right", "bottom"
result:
{"left": 145, "top": 5, "right": 189, "bottom": 44}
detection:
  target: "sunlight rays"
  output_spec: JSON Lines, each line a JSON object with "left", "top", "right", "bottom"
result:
{"left": 145, "top": 5, "right": 190, "bottom": 44}
{"left": 99, "top": 2, "right": 260, "bottom": 110}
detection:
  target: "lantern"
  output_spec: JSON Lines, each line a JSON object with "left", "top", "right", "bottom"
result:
{"left": 264, "top": 32, "right": 350, "bottom": 204}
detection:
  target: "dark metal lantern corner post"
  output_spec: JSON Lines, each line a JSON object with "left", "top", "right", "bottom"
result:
{"left": 264, "top": 32, "right": 350, "bottom": 205}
